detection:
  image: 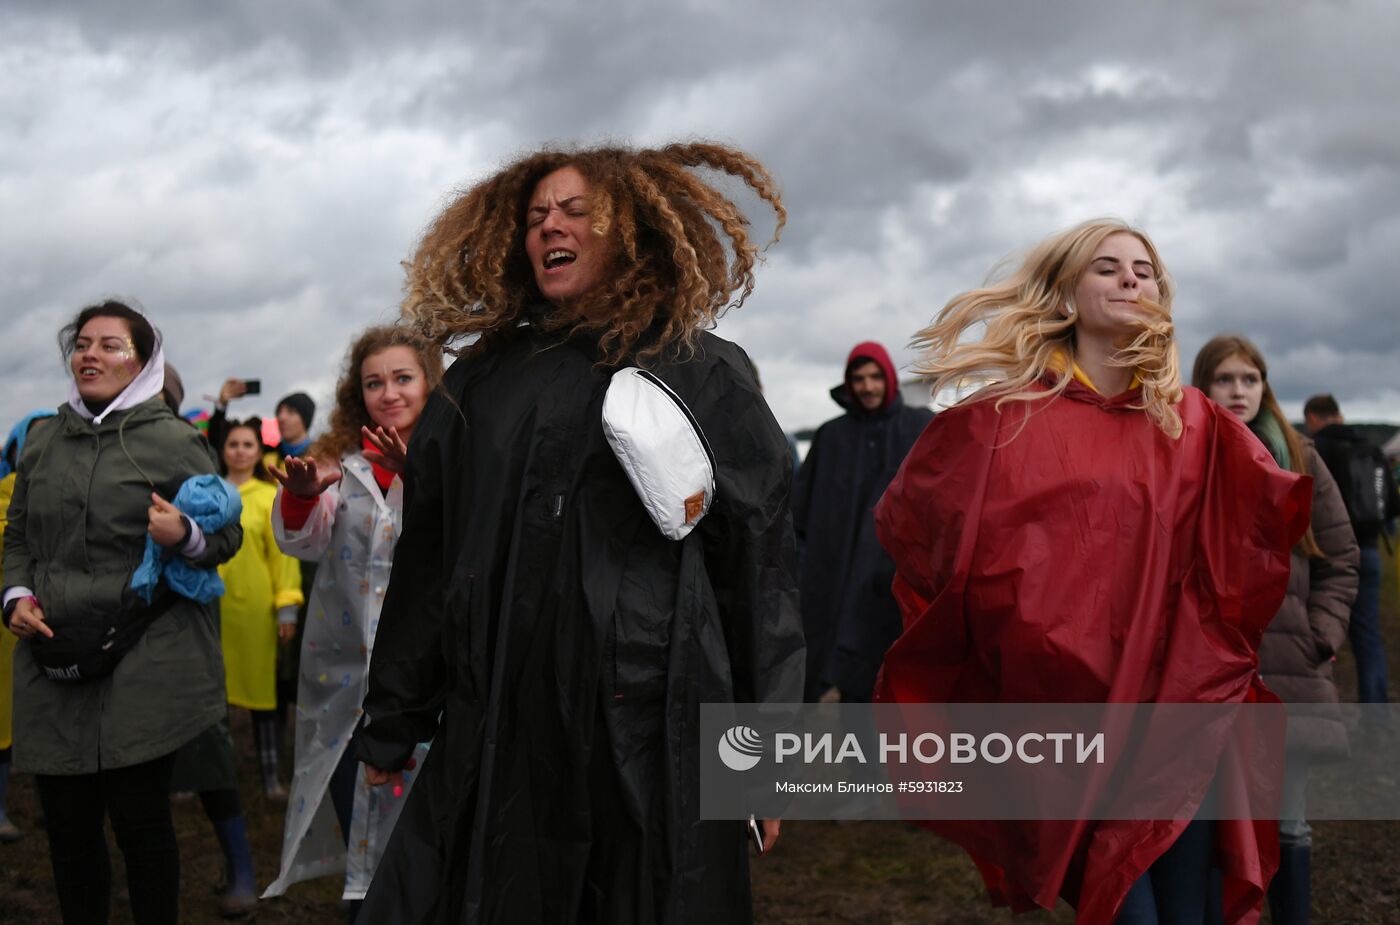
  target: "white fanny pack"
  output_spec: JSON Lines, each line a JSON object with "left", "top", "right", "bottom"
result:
{"left": 602, "top": 367, "right": 716, "bottom": 540}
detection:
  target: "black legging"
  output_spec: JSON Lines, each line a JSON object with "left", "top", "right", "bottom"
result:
{"left": 35, "top": 752, "right": 179, "bottom": 925}
{"left": 198, "top": 786, "right": 242, "bottom": 823}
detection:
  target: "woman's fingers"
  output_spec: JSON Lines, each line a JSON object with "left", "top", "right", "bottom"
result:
{"left": 362, "top": 426, "right": 407, "bottom": 474}
{"left": 364, "top": 765, "right": 407, "bottom": 795}
{"left": 363, "top": 425, "right": 407, "bottom": 458}
{"left": 274, "top": 456, "right": 334, "bottom": 497}
{"left": 760, "top": 818, "right": 781, "bottom": 853}
{"left": 11, "top": 601, "right": 54, "bottom": 639}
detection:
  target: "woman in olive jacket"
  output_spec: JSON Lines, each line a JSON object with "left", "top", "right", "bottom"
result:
{"left": 1195, "top": 334, "right": 1359, "bottom": 925}
{"left": 2, "top": 301, "right": 243, "bottom": 925}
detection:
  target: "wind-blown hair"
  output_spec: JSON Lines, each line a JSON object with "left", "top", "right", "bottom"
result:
{"left": 310, "top": 325, "right": 445, "bottom": 463}
{"left": 912, "top": 219, "right": 1183, "bottom": 438}
{"left": 400, "top": 141, "right": 785, "bottom": 366}
{"left": 1191, "top": 333, "right": 1322, "bottom": 556}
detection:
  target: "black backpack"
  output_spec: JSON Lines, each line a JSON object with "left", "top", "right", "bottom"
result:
{"left": 1335, "top": 441, "right": 1399, "bottom": 536}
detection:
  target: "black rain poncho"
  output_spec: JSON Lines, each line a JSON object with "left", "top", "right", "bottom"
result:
{"left": 355, "top": 327, "right": 804, "bottom": 924}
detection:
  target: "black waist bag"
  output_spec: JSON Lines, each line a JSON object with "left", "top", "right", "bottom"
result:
{"left": 29, "top": 590, "right": 179, "bottom": 684}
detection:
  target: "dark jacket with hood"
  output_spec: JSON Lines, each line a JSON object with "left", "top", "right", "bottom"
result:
{"left": 3, "top": 397, "right": 242, "bottom": 774}
{"left": 791, "top": 342, "right": 931, "bottom": 701}
{"left": 354, "top": 326, "right": 804, "bottom": 924}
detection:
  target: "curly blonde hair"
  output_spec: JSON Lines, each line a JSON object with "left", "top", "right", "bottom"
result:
{"left": 912, "top": 218, "right": 1183, "bottom": 438}
{"left": 399, "top": 141, "right": 785, "bottom": 366}
{"left": 310, "top": 325, "right": 445, "bottom": 462}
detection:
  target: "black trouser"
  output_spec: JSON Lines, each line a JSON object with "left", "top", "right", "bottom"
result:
{"left": 35, "top": 752, "right": 179, "bottom": 925}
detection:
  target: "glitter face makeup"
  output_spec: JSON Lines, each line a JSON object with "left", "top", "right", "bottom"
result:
{"left": 71, "top": 316, "right": 143, "bottom": 403}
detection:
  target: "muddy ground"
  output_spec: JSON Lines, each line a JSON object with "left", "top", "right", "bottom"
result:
{"left": 3, "top": 562, "right": 1399, "bottom": 924}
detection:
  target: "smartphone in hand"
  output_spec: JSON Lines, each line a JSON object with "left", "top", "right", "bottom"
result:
{"left": 241, "top": 378, "right": 262, "bottom": 395}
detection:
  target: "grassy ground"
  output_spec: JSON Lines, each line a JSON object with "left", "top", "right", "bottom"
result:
{"left": 3, "top": 557, "right": 1399, "bottom": 924}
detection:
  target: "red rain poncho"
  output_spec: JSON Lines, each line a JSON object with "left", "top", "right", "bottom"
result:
{"left": 874, "top": 380, "right": 1310, "bottom": 924}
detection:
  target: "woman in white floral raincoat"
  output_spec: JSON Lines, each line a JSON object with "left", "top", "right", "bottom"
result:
{"left": 262, "top": 326, "right": 443, "bottom": 918}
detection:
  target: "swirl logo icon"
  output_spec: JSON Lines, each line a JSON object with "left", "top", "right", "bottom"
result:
{"left": 717, "top": 725, "right": 764, "bottom": 771}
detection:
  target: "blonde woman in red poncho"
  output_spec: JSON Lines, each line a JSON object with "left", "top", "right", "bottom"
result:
{"left": 875, "top": 220, "right": 1309, "bottom": 924}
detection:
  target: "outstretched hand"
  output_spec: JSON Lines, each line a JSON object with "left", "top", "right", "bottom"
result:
{"left": 361, "top": 425, "right": 408, "bottom": 474}
{"left": 271, "top": 456, "right": 342, "bottom": 499}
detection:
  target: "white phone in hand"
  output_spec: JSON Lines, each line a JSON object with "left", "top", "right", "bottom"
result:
{"left": 747, "top": 815, "right": 765, "bottom": 855}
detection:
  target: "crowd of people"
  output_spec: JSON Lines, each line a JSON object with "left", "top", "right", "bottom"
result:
{"left": 1, "top": 140, "right": 1397, "bottom": 925}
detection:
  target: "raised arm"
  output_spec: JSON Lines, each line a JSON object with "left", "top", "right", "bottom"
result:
{"left": 270, "top": 457, "right": 344, "bottom": 563}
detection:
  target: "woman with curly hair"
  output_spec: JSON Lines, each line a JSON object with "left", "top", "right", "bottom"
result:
{"left": 874, "top": 220, "right": 1311, "bottom": 924}
{"left": 262, "top": 325, "right": 443, "bottom": 919}
{"left": 353, "top": 142, "right": 804, "bottom": 923}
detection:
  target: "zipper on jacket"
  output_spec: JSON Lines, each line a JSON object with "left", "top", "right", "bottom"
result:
{"left": 634, "top": 369, "right": 717, "bottom": 473}
{"left": 550, "top": 493, "right": 564, "bottom": 519}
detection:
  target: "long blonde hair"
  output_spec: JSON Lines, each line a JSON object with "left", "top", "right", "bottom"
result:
{"left": 912, "top": 219, "right": 1183, "bottom": 437}
{"left": 400, "top": 142, "right": 785, "bottom": 367}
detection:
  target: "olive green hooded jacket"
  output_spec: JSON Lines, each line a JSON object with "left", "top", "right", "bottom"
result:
{"left": 3, "top": 397, "right": 242, "bottom": 774}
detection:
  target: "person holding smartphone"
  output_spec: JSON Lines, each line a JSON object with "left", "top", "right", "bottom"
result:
{"left": 208, "top": 379, "right": 321, "bottom": 739}
{"left": 209, "top": 379, "right": 316, "bottom": 466}
{"left": 354, "top": 141, "right": 804, "bottom": 925}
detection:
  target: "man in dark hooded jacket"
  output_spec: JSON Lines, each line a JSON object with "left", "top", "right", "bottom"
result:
{"left": 792, "top": 342, "right": 931, "bottom": 702}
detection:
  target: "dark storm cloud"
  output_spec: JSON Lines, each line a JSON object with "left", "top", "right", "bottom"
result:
{"left": 3, "top": 0, "right": 1399, "bottom": 431}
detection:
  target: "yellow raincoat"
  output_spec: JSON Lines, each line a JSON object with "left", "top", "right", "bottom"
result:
{"left": 218, "top": 478, "right": 302, "bottom": 710}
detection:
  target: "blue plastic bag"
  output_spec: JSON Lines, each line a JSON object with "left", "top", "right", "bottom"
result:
{"left": 130, "top": 473, "right": 242, "bottom": 603}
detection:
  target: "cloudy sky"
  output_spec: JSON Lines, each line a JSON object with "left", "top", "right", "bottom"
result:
{"left": 3, "top": 0, "right": 1398, "bottom": 439}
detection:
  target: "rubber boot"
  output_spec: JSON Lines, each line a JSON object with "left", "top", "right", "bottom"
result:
{"left": 212, "top": 815, "right": 257, "bottom": 918}
{"left": 0, "top": 757, "right": 19, "bottom": 843}
{"left": 1267, "top": 842, "right": 1311, "bottom": 925}
{"left": 254, "top": 715, "right": 287, "bottom": 802}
